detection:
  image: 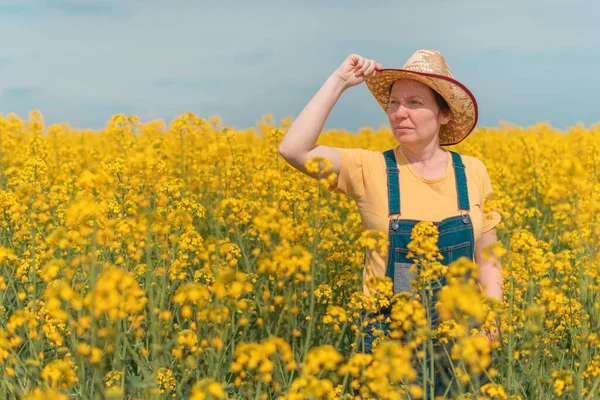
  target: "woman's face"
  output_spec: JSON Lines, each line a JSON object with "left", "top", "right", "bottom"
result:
{"left": 387, "top": 79, "right": 450, "bottom": 147}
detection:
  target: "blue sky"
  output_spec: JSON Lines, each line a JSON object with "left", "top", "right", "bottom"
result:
{"left": 0, "top": 0, "right": 598, "bottom": 131}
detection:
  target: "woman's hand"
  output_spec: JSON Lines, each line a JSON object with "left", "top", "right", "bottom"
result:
{"left": 478, "top": 325, "right": 500, "bottom": 342}
{"left": 333, "top": 54, "right": 383, "bottom": 91}
{"left": 279, "top": 54, "right": 382, "bottom": 181}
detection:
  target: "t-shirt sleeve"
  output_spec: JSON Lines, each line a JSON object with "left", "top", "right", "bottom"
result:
{"left": 480, "top": 161, "right": 502, "bottom": 232}
{"left": 328, "top": 148, "right": 369, "bottom": 200}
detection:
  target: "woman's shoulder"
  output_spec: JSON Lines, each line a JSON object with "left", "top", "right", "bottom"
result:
{"left": 453, "top": 152, "right": 487, "bottom": 172}
{"left": 451, "top": 153, "right": 492, "bottom": 189}
{"left": 338, "top": 146, "right": 391, "bottom": 155}
{"left": 337, "top": 146, "right": 388, "bottom": 165}
{"left": 451, "top": 153, "right": 495, "bottom": 197}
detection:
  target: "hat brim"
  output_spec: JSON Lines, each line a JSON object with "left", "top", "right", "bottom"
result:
{"left": 365, "top": 69, "right": 478, "bottom": 146}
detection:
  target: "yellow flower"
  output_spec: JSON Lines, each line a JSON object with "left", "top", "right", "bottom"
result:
{"left": 155, "top": 367, "right": 177, "bottom": 396}
{"left": 190, "top": 378, "right": 227, "bottom": 399}
{"left": 451, "top": 336, "right": 492, "bottom": 375}
{"left": 389, "top": 292, "right": 428, "bottom": 342}
{"left": 287, "top": 375, "right": 336, "bottom": 399}
{"left": 304, "top": 156, "right": 333, "bottom": 175}
{"left": 356, "top": 229, "right": 389, "bottom": 258}
{"left": 41, "top": 358, "right": 79, "bottom": 390}
{"left": 322, "top": 306, "right": 348, "bottom": 333}
{"left": 480, "top": 383, "right": 508, "bottom": 400}
{"left": 258, "top": 242, "right": 312, "bottom": 281}
{"left": 90, "top": 347, "right": 103, "bottom": 364}
{"left": 22, "top": 388, "right": 68, "bottom": 400}
{"left": 230, "top": 337, "right": 296, "bottom": 387}
{"left": 407, "top": 221, "right": 443, "bottom": 262}
{"left": 104, "top": 370, "right": 124, "bottom": 389}
{"left": 302, "top": 345, "right": 344, "bottom": 375}
{"left": 171, "top": 329, "right": 201, "bottom": 358}
{"left": 314, "top": 283, "right": 333, "bottom": 304}
{"left": 551, "top": 369, "right": 574, "bottom": 396}
{"left": 86, "top": 265, "right": 147, "bottom": 321}
{"left": 437, "top": 283, "right": 488, "bottom": 324}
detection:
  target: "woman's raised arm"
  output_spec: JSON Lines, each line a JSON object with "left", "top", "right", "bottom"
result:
{"left": 278, "top": 54, "right": 382, "bottom": 181}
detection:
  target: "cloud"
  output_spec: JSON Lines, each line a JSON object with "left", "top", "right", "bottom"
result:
{"left": 0, "top": 5, "right": 28, "bottom": 13}
{"left": 46, "top": 0, "right": 120, "bottom": 15}
{"left": 152, "top": 77, "right": 222, "bottom": 89}
{"left": 0, "top": 0, "right": 123, "bottom": 18}
{"left": 231, "top": 48, "right": 273, "bottom": 66}
{"left": 3, "top": 86, "right": 42, "bottom": 98}
{"left": 0, "top": 56, "right": 10, "bottom": 66}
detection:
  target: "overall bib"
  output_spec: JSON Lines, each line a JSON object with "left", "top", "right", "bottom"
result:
{"left": 360, "top": 148, "right": 475, "bottom": 397}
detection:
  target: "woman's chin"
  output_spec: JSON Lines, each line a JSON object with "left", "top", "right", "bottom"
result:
{"left": 393, "top": 133, "right": 418, "bottom": 145}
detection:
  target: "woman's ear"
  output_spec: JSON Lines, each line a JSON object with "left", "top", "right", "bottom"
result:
{"left": 440, "top": 111, "right": 451, "bottom": 126}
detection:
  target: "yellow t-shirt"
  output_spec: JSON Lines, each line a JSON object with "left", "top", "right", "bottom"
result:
{"left": 329, "top": 145, "right": 501, "bottom": 296}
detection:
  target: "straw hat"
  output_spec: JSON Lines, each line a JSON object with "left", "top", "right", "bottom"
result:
{"left": 365, "top": 49, "right": 478, "bottom": 146}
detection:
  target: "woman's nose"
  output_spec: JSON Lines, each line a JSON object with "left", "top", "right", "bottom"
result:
{"left": 392, "top": 104, "right": 409, "bottom": 119}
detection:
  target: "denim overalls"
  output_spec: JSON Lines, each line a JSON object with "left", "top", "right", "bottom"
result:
{"left": 360, "top": 148, "right": 475, "bottom": 397}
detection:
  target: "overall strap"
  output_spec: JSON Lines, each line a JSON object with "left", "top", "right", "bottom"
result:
{"left": 450, "top": 151, "right": 470, "bottom": 211}
{"left": 383, "top": 149, "right": 401, "bottom": 215}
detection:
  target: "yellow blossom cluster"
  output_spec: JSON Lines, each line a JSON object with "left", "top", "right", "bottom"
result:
{"left": 0, "top": 112, "right": 596, "bottom": 398}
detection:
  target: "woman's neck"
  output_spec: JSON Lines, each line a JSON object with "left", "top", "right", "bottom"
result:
{"left": 400, "top": 141, "right": 446, "bottom": 165}
{"left": 400, "top": 141, "right": 449, "bottom": 180}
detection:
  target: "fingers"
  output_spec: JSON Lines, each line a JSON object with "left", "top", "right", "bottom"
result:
{"left": 355, "top": 57, "right": 370, "bottom": 75}
{"left": 372, "top": 65, "right": 384, "bottom": 78}
{"left": 353, "top": 56, "right": 366, "bottom": 73}
{"left": 362, "top": 60, "right": 378, "bottom": 77}
{"left": 357, "top": 59, "right": 382, "bottom": 78}
{"left": 345, "top": 54, "right": 383, "bottom": 80}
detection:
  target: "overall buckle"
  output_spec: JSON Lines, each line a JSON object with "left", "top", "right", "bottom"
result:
{"left": 389, "top": 215, "right": 400, "bottom": 231}
{"left": 459, "top": 209, "right": 470, "bottom": 224}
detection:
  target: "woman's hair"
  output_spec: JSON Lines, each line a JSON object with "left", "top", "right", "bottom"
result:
{"left": 431, "top": 88, "right": 450, "bottom": 115}
{"left": 387, "top": 82, "right": 451, "bottom": 116}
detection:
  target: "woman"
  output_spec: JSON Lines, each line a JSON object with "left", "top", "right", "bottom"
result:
{"left": 278, "top": 50, "right": 503, "bottom": 394}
